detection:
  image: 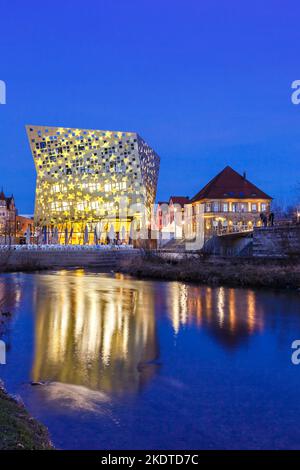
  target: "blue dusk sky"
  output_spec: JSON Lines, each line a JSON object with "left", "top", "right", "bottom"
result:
{"left": 0, "top": 0, "right": 299, "bottom": 213}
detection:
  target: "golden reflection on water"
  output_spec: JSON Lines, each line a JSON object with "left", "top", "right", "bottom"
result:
{"left": 32, "top": 273, "right": 158, "bottom": 395}
{"left": 167, "top": 283, "right": 264, "bottom": 344}
{"left": 30, "top": 272, "right": 265, "bottom": 396}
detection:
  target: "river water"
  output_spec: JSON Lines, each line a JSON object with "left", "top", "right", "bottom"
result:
{"left": 0, "top": 270, "right": 300, "bottom": 449}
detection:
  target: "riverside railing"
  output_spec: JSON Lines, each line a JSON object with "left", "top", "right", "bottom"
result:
{"left": 0, "top": 244, "right": 135, "bottom": 252}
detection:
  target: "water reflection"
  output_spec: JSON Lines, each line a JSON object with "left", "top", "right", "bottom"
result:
{"left": 30, "top": 270, "right": 270, "bottom": 401}
{"left": 0, "top": 275, "right": 22, "bottom": 340}
{"left": 0, "top": 276, "right": 22, "bottom": 313}
{"left": 2, "top": 271, "right": 300, "bottom": 449}
{"left": 32, "top": 272, "right": 159, "bottom": 395}
{"left": 167, "top": 283, "right": 264, "bottom": 346}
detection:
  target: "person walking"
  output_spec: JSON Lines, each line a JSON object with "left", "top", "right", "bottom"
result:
{"left": 260, "top": 212, "right": 268, "bottom": 227}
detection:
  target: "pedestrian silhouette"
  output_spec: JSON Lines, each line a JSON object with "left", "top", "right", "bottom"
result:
{"left": 260, "top": 212, "right": 268, "bottom": 227}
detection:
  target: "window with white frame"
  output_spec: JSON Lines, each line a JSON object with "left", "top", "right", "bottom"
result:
{"left": 52, "top": 184, "right": 60, "bottom": 193}
{"left": 91, "top": 201, "right": 99, "bottom": 210}
{"left": 212, "top": 202, "right": 219, "bottom": 212}
{"left": 77, "top": 202, "right": 85, "bottom": 211}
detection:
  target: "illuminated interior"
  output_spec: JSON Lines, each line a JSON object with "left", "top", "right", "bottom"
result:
{"left": 26, "top": 126, "right": 160, "bottom": 244}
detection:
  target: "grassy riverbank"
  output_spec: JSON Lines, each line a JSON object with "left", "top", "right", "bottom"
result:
{"left": 0, "top": 385, "right": 53, "bottom": 450}
{"left": 0, "top": 310, "right": 53, "bottom": 450}
{"left": 120, "top": 253, "right": 300, "bottom": 289}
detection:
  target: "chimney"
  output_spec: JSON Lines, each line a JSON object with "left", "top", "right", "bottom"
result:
{"left": 243, "top": 171, "right": 246, "bottom": 179}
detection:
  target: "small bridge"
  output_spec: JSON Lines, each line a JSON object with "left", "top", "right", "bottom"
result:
{"left": 217, "top": 229, "right": 253, "bottom": 239}
{"left": 204, "top": 230, "right": 253, "bottom": 256}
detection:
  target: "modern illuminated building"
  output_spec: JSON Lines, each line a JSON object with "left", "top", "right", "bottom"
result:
{"left": 26, "top": 125, "right": 160, "bottom": 244}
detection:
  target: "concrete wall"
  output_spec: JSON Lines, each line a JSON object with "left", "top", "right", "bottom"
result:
{"left": 202, "top": 234, "right": 253, "bottom": 257}
{"left": 253, "top": 225, "right": 300, "bottom": 258}
{"left": 0, "top": 248, "right": 140, "bottom": 271}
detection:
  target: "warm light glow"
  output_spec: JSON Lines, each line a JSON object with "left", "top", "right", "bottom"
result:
{"left": 31, "top": 272, "right": 158, "bottom": 394}
{"left": 26, "top": 125, "right": 160, "bottom": 244}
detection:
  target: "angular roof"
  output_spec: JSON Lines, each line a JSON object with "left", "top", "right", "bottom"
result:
{"left": 0, "top": 189, "right": 15, "bottom": 208}
{"left": 192, "top": 166, "right": 272, "bottom": 202}
{"left": 169, "top": 196, "right": 190, "bottom": 207}
{"left": 6, "top": 196, "right": 14, "bottom": 209}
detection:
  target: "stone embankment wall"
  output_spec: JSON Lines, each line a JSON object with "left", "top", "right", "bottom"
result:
{"left": 253, "top": 226, "right": 300, "bottom": 258}
{"left": 0, "top": 248, "right": 140, "bottom": 271}
{"left": 202, "top": 234, "right": 253, "bottom": 257}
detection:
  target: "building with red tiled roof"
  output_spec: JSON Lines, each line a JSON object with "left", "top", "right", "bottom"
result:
{"left": 185, "top": 166, "right": 272, "bottom": 245}
{"left": 16, "top": 215, "right": 34, "bottom": 242}
{"left": 155, "top": 196, "right": 190, "bottom": 246}
{"left": 192, "top": 166, "right": 272, "bottom": 202}
{"left": 169, "top": 196, "right": 190, "bottom": 207}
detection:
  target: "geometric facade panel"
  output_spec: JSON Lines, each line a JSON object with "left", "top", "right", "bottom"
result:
{"left": 26, "top": 125, "right": 160, "bottom": 243}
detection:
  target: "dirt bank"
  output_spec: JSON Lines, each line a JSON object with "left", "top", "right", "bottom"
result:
{"left": 120, "top": 253, "right": 300, "bottom": 289}
{"left": 0, "top": 382, "right": 53, "bottom": 450}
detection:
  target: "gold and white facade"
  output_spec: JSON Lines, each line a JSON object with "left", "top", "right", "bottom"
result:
{"left": 26, "top": 125, "right": 160, "bottom": 244}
